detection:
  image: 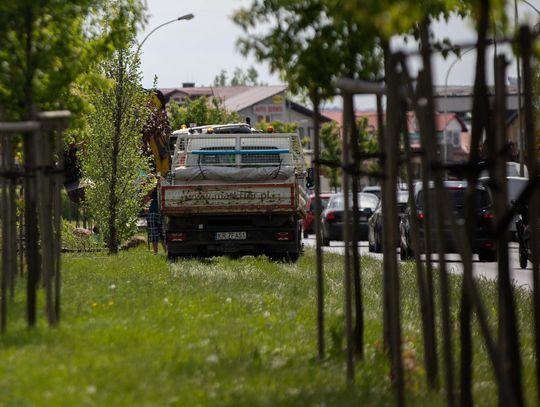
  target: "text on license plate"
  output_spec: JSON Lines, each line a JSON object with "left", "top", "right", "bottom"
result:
{"left": 215, "top": 232, "right": 247, "bottom": 240}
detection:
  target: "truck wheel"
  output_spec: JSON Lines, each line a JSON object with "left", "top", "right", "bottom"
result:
{"left": 303, "top": 229, "right": 309, "bottom": 239}
{"left": 322, "top": 236, "right": 330, "bottom": 246}
{"left": 167, "top": 252, "right": 178, "bottom": 262}
{"left": 286, "top": 252, "right": 300, "bottom": 263}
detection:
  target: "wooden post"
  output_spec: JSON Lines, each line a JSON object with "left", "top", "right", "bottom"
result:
{"left": 311, "top": 89, "right": 325, "bottom": 361}
{"left": 342, "top": 90, "right": 355, "bottom": 384}
{"left": 38, "top": 110, "right": 70, "bottom": 324}
{"left": 36, "top": 120, "right": 55, "bottom": 324}
{"left": 1, "top": 135, "right": 8, "bottom": 332}
{"left": 397, "top": 56, "right": 439, "bottom": 388}
{"left": 520, "top": 25, "right": 540, "bottom": 404}
{"left": 493, "top": 53, "right": 523, "bottom": 406}
{"left": 347, "top": 95, "right": 364, "bottom": 358}
{"left": 384, "top": 53, "right": 404, "bottom": 406}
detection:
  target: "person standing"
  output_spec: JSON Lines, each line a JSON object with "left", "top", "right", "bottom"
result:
{"left": 147, "top": 187, "right": 166, "bottom": 254}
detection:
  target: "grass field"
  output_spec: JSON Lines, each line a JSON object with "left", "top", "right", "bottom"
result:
{"left": 0, "top": 248, "right": 536, "bottom": 406}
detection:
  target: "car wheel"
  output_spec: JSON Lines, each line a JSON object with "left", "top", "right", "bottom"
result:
{"left": 322, "top": 235, "right": 330, "bottom": 246}
{"left": 519, "top": 248, "right": 529, "bottom": 269}
{"left": 478, "top": 250, "right": 497, "bottom": 263}
{"left": 374, "top": 236, "right": 382, "bottom": 253}
{"left": 400, "top": 242, "right": 413, "bottom": 261}
{"left": 400, "top": 243, "right": 407, "bottom": 261}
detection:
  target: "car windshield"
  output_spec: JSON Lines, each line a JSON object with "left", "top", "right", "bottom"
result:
{"left": 416, "top": 188, "right": 491, "bottom": 209}
{"left": 329, "top": 193, "right": 379, "bottom": 210}
{"left": 309, "top": 196, "right": 330, "bottom": 211}
{"left": 362, "top": 187, "right": 381, "bottom": 197}
{"left": 397, "top": 191, "right": 409, "bottom": 203}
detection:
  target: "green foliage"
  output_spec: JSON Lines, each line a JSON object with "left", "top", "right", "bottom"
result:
{"left": 81, "top": 41, "right": 151, "bottom": 254}
{"left": 0, "top": 250, "right": 537, "bottom": 405}
{"left": 357, "top": 117, "right": 381, "bottom": 177}
{"left": 318, "top": 118, "right": 380, "bottom": 191}
{"left": 0, "top": 0, "right": 146, "bottom": 131}
{"left": 167, "top": 96, "right": 241, "bottom": 130}
{"left": 61, "top": 220, "right": 103, "bottom": 252}
{"left": 254, "top": 120, "right": 298, "bottom": 133}
{"left": 212, "top": 66, "right": 266, "bottom": 86}
{"left": 320, "top": 122, "right": 342, "bottom": 191}
{"left": 234, "top": 0, "right": 382, "bottom": 102}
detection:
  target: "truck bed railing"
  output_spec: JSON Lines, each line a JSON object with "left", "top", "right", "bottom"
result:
{"left": 171, "top": 133, "right": 305, "bottom": 171}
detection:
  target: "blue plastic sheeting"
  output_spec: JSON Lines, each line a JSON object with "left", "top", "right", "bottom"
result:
{"left": 191, "top": 149, "right": 289, "bottom": 155}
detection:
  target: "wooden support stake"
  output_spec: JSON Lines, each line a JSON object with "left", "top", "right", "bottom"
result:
{"left": 342, "top": 91, "right": 355, "bottom": 384}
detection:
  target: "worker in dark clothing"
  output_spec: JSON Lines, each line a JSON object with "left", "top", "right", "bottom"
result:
{"left": 147, "top": 187, "right": 166, "bottom": 254}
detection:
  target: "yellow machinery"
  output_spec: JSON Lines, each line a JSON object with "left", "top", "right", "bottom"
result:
{"left": 144, "top": 90, "right": 171, "bottom": 175}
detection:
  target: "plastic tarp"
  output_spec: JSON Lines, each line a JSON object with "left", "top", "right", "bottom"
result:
{"left": 172, "top": 165, "right": 295, "bottom": 182}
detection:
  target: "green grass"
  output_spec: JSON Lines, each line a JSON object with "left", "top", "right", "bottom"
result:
{"left": 0, "top": 249, "right": 536, "bottom": 406}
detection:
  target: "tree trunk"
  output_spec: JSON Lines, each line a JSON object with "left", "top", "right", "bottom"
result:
{"left": 108, "top": 51, "right": 126, "bottom": 255}
{"left": 23, "top": 5, "right": 40, "bottom": 327}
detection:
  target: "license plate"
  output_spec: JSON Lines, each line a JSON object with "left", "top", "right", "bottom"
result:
{"left": 215, "top": 231, "right": 247, "bottom": 240}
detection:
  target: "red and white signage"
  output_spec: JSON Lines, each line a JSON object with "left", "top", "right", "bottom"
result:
{"left": 253, "top": 104, "right": 285, "bottom": 114}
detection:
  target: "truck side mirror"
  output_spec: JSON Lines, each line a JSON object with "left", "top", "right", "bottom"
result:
{"left": 306, "top": 168, "right": 314, "bottom": 189}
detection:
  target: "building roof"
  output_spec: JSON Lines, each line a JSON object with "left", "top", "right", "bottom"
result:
{"left": 433, "top": 84, "right": 519, "bottom": 97}
{"left": 322, "top": 110, "right": 467, "bottom": 132}
{"left": 161, "top": 85, "right": 334, "bottom": 122}
{"left": 160, "top": 85, "right": 288, "bottom": 112}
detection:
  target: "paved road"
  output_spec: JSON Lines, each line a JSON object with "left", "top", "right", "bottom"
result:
{"left": 302, "top": 236, "right": 534, "bottom": 290}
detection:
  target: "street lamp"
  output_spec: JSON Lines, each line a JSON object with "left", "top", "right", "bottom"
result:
{"left": 137, "top": 13, "right": 194, "bottom": 53}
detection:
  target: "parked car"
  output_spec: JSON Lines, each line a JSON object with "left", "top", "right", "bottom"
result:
{"left": 321, "top": 192, "right": 379, "bottom": 245}
{"left": 399, "top": 181, "right": 496, "bottom": 262}
{"left": 362, "top": 185, "right": 381, "bottom": 198}
{"left": 479, "top": 175, "right": 528, "bottom": 240}
{"left": 302, "top": 193, "right": 332, "bottom": 238}
{"left": 367, "top": 190, "right": 409, "bottom": 253}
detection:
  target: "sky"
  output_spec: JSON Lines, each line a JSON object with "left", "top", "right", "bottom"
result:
{"left": 137, "top": 0, "right": 540, "bottom": 109}
{"left": 137, "top": 0, "right": 276, "bottom": 89}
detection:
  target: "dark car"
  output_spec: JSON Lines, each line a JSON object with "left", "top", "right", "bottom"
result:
{"left": 399, "top": 181, "right": 496, "bottom": 262}
{"left": 321, "top": 192, "right": 379, "bottom": 245}
{"left": 302, "top": 193, "right": 332, "bottom": 238}
{"left": 367, "top": 190, "right": 409, "bottom": 253}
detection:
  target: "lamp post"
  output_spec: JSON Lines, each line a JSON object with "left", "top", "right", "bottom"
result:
{"left": 137, "top": 13, "right": 194, "bottom": 53}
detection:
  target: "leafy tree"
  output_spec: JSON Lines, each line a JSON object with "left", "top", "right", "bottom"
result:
{"left": 212, "top": 66, "right": 266, "bottom": 86}
{"left": 82, "top": 41, "right": 151, "bottom": 255}
{"left": 213, "top": 69, "right": 228, "bottom": 87}
{"left": 0, "top": 0, "right": 145, "bottom": 326}
{"left": 167, "top": 96, "right": 240, "bottom": 130}
{"left": 0, "top": 0, "right": 145, "bottom": 124}
{"left": 357, "top": 117, "right": 380, "bottom": 176}
{"left": 320, "top": 122, "right": 342, "bottom": 192}
{"left": 234, "top": 0, "right": 382, "bottom": 367}
{"left": 254, "top": 120, "right": 298, "bottom": 133}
